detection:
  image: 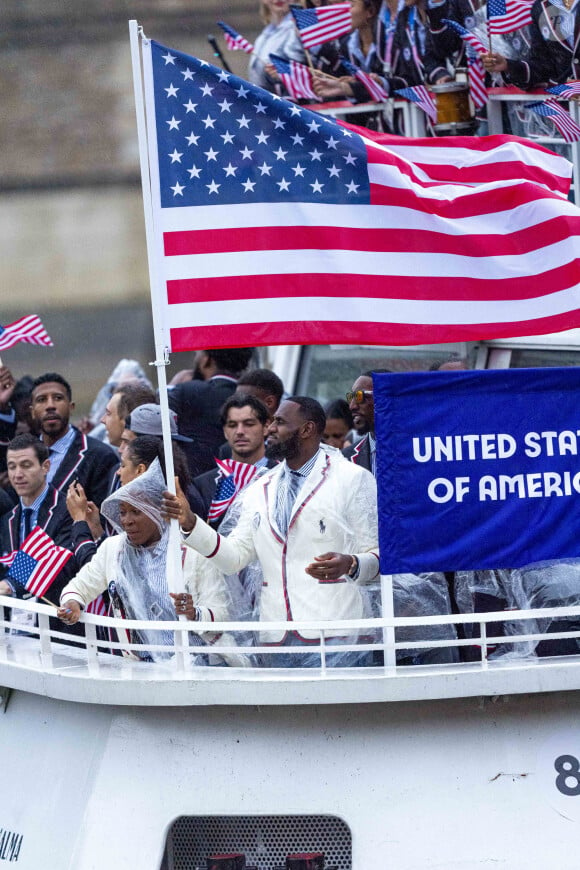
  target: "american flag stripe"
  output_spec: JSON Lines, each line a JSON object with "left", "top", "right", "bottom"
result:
{"left": 290, "top": 4, "right": 353, "bottom": 49}
{"left": 86, "top": 595, "right": 108, "bottom": 617}
{"left": 0, "top": 315, "right": 53, "bottom": 352}
{"left": 27, "top": 547, "right": 72, "bottom": 598}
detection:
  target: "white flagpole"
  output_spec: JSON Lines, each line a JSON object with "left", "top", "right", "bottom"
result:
{"left": 129, "top": 20, "right": 184, "bottom": 596}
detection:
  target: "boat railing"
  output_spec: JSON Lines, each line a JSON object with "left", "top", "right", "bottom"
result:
{"left": 2, "top": 592, "right": 580, "bottom": 706}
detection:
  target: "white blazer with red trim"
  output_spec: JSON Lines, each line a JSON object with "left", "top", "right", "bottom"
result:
{"left": 184, "top": 448, "right": 379, "bottom": 642}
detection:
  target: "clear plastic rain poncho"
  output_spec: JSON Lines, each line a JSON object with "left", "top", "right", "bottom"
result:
{"left": 87, "top": 357, "right": 153, "bottom": 435}
{"left": 100, "top": 459, "right": 178, "bottom": 661}
{"left": 360, "top": 571, "right": 458, "bottom": 666}
{"left": 455, "top": 562, "right": 580, "bottom": 660}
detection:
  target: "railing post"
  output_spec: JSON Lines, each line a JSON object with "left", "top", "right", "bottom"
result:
{"left": 38, "top": 611, "right": 53, "bottom": 669}
{"left": 320, "top": 630, "right": 327, "bottom": 676}
{"left": 84, "top": 620, "right": 100, "bottom": 678}
{"left": 381, "top": 573, "right": 397, "bottom": 671}
{"left": 480, "top": 620, "right": 489, "bottom": 669}
{"left": 173, "top": 626, "right": 190, "bottom": 673}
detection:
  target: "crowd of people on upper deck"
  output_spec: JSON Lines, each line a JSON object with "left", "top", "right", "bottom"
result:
{"left": 242, "top": 0, "right": 580, "bottom": 136}
{"left": 0, "top": 350, "right": 576, "bottom": 668}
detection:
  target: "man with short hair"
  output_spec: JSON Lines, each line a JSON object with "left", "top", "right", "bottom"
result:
{"left": 163, "top": 396, "right": 379, "bottom": 666}
{"left": 101, "top": 382, "right": 156, "bottom": 449}
{"left": 0, "top": 434, "right": 89, "bottom": 608}
{"left": 191, "top": 394, "right": 274, "bottom": 527}
{"left": 235, "top": 368, "right": 284, "bottom": 418}
{"left": 30, "top": 373, "right": 118, "bottom": 508}
{"left": 168, "top": 347, "right": 255, "bottom": 478}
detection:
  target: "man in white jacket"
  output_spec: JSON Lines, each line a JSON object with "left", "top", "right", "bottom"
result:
{"left": 163, "top": 396, "right": 380, "bottom": 666}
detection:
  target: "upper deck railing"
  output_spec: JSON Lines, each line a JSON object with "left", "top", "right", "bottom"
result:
{"left": 3, "top": 594, "right": 580, "bottom": 707}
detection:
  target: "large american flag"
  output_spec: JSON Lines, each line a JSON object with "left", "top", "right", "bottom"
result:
{"left": 0, "top": 527, "right": 72, "bottom": 599}
{"left": 0, "top": 315, "right": 53, "bottom": 352}
{"left": 527, "top": 100, "right": 580, "bottom": 144}
{"left": 487, "top": 0, "right": 533, "bottom": 34}
{"left": 141, "top": 38, "right": 580, "bottom": 349}
{"left": 290, "top": 4, "right": 353, "bottom": 49}
{"left": 207, "top": 458, "right": 259, "bottom": 522}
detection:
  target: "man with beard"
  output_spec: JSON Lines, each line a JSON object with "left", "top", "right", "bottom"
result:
{"left": 162, "top": 396, "right": 379, "bottom": 666}
{"left": 343, "top": 371, "right": 391, "bottom": 475}
{"left": 30, "top": 373, "right": 118, "bottom": 509}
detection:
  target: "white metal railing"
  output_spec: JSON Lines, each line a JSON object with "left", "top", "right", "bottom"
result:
{"left": 2, "top": 594, "right": 580, "bottom": 680}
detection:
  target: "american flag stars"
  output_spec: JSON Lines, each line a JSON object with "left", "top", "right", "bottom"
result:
{"left": 152, "top": 40, "right": 369, "bottom": 206}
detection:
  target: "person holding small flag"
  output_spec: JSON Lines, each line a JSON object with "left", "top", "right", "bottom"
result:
{"left": 482, "top": 0, "right": 579, "bottom": 88}
{"left": 0, "top": 434, "right": 91, "bottom": 634}
{"left": 249, "top": 0, "right": 307, "bottom": 91}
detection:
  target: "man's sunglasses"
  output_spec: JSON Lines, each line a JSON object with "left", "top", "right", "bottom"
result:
{"left": 346, "top": 390, "right": 373, "bottom": 403}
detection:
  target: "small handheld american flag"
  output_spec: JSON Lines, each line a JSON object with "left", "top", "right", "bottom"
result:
{"left": 217, "top": 22, "right": 254, "bottom": 55}
{"left": 395, "top": 85, "right": 437, "bottom": 121}
{"left": 487, "top": 0, "right": 533, "bottom": 34}
{"left": 341, "top": 59, "right": 389, "bottom": 102}
{"left": 0, "top": 527, "right": 72, "bottom": 599}
{"left": 290, "top": 4, "right": 353, "bottom": 49}
{"left": 547, "top": 82, "right": 580, "bottom": 100}
{"left": 0, "top": 315, "right": 53, "bottom": 352}
{"left": 527, "top": 99, "right": 580, "bottom": 144}
{"left": 441, "top": 19, "right": 487, "bottom": 55}
{"left": 269, "top": 55, "right": 318, "bottom": 101}
{"left": 207, "top": 459, "right": 259, "bottom": 522}
{"left": 467, "top": 50, "right": 488, "bottom": 109}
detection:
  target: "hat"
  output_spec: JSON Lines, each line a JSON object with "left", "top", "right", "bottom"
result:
{"left": 126, "top": 403, "right": 193, "bottom": 443}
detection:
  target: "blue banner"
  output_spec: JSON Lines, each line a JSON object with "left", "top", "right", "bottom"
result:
{"left": 374, "top": 367, "right": 580, "bottom": 573}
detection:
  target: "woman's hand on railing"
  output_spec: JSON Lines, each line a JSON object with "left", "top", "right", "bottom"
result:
{"left": 57, "top": 601, "right": 82, "bottom": 625}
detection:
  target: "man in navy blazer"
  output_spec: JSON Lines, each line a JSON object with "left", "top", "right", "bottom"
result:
{"left": 30, "top": 373, "right": 118, "bottom": 509}
{"left": 0, "top": 434, "right": 91, "bottom": 612}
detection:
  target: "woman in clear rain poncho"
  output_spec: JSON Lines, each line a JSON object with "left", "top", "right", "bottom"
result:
{"left": 57, "top": 459, "right": 231, "bottom": 662}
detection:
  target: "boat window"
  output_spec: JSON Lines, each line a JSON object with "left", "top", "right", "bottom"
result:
{"left": 508, "top": 348, "right": 580, "bottom": 369}
{"left": 295, "top": 343, "right": 477, "bottom": 403}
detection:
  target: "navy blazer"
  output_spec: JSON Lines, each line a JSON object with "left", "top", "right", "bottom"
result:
{"left": 0, "top": 485, "right": 86, "bottom": 606}
{"left": 342, "top": 434, "right": 373, "bottom": 474}
{"left": 48, "top": 427, "right": 119, "bottom": 508}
